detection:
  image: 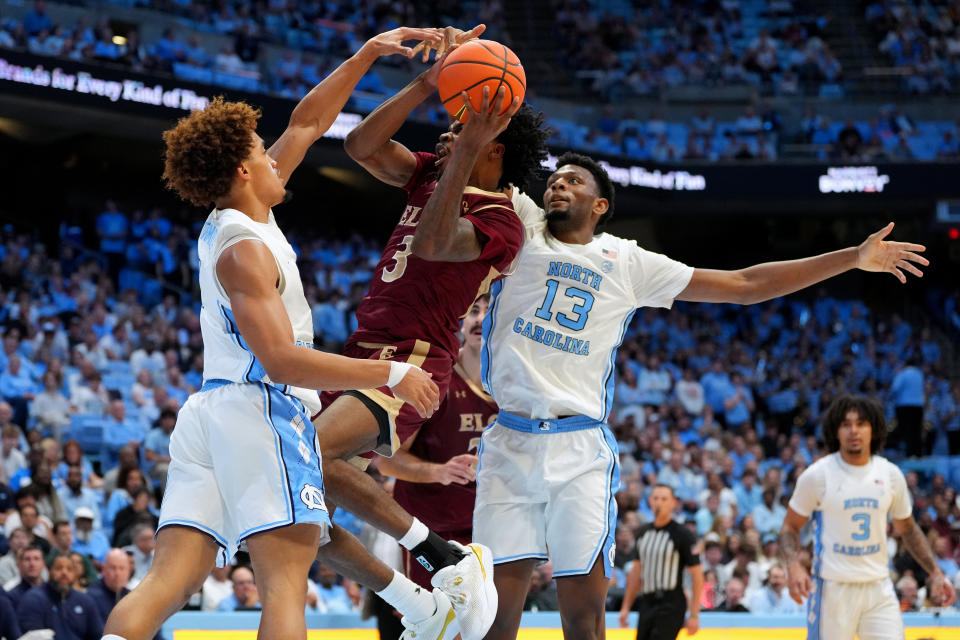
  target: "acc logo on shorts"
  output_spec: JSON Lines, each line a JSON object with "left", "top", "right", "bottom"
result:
{"left": 300, "top": 484, "right": 327, "bottom": 511}
{"left": 608, "top": 544, "right": 616, "bottom": 566}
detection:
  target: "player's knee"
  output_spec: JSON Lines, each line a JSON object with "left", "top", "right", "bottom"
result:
{"left": 559, "top": 604, "right": 605, "bottom": 639}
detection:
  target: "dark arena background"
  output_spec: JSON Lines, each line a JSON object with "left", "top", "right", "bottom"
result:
{"left": 0, "top": 0, "right": 958, "bottom": 638}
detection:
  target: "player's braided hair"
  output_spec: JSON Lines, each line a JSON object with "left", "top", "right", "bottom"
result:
{"left": 162, "top": 97, "right": 260, "bottom": 207}
{"left": 495, "top": 103, "right": 549, "bottom": 192}
{"left": 554, "top": 151, "right": 616, "bottom": 234}
{"left": 821, "top": 394, "right": 888, "bottom": 455}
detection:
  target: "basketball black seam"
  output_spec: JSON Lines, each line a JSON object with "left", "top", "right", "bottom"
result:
{"left": 441, "top": 76, "right": 503, "bottom": 104}
{"left": 439, "top": 60, "right": 525, "bottom": 88}
{"left": 475, "top": 40, "right": 521, "bottom": 66}
{"left": 495, "top": 43, "right": 508, "bottom": 102}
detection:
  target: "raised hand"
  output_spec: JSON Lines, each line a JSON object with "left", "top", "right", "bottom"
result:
{"left": 459, "top": 85, "right": 521, "bottom": 146}
{"left": 856, "top": 222, "right": 929, "bottom": 283}
{"left": 392, "top": 367, "right": 440, "bottom": 419}
{"left": 420, "top": 24, "right": 487, "bottom": 88}
{"left": 365, "top": 27, "right": 443, "bottom": 58}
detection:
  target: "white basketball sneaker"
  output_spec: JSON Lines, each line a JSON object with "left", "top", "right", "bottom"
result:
{"left": 400, "top": 589, "right": 459, "bottom": 640}
{"left": 430, "top": 541, "right": 498, "bottom": 640}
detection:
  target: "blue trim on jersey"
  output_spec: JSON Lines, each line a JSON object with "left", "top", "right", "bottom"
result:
{"left": 812, "top": 510, "right": 823, "bottom": 577}
{"left": 473, "top": 429, "right": 488, "bottom": 537}
{"left": 807, "top": 576, "right": 823, "bottom": 640}
{"left": 497, "top": 411, "right": 602, "bottom": 434}
{"left": 157, "top": 519, "right": 229, "bottom": 567}
{"left": 253, "top": 383, "right": 331, "bottom": 540}
{"left": 200, "top": 379, "right": 232, "bottom": 392}
{"left": 600, "top": 308, "right": 638, "bottom": 422}
{"left": 219, "top": 303, "right": 267, "bottom": 383}
{"left": 480, "top": 278, "right": 504, "bottom": 399}
{"left": 493, "top": 553, "right": 550, "bottom": 565}
{"left": 259, "top": 384, "right": 294, "bottom": 524}
{"left": 573, "top": 424, "right": 619, "bottom": 579}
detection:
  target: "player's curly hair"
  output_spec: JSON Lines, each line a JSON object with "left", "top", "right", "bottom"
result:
{"left": 821, "top": 394, "right": 888, "bottom": 454}
{"left": 554, "top": 151, "right": 616, "bottom": 234}
{"left": 495, "top": 103, "right": 550, "bottom": 192}
{"left": 162, "top": 97, "right": 260, "bottom": 207}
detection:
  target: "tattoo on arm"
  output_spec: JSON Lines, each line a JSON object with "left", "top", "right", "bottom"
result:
{"left": 900, "top": 520, "right": 938, "bottom": 576}
{"left": 779, "top": 529, "right": 801, "bottom": 566}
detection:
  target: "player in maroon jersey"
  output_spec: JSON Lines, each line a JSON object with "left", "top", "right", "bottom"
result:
{"left": 309, "top": 28, "right": 550, "bottom": 640}
{"left": 376, "top": 295, "right": 497, "bottom": 589}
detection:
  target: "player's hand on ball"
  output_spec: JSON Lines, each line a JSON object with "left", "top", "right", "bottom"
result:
{"left": 856, "top": 222, "right": 928, "bottom": 283}
{"left": 460, "top": 86, "right": 521, "bottom": 146}
{"left": 393, "top": 367, "right": 440, "bottom": 418}
{"left": 365, "top": 27, "right": 443, "bottom": 58}
{"left": 786, "top": 562, "right": 811, "bottom": 604}
{"left": 435, "top": 453, "right": 478, "bottom": 485}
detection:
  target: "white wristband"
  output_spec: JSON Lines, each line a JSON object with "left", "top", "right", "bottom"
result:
{"left": 387, "top": 361, "right": 415, "bottom": 388}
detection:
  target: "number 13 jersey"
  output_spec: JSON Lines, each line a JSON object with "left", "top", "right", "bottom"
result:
{"left": 789, "top": 452, "right": 912, "bottom": 582}
{"left": 481, "top": 191, "right": 693, "bottom": 421}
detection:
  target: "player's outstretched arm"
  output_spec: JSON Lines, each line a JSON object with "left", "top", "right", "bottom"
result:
{"left": 676, "top": 222, "right": 928, "bottom": 305}
{"left": 779, "top": 507, "right": 811, "bottom": 605}
{"left": 268, "top": 27, "right": 442, "bottom": 187}
{"left": 411, "top": 86, "right": 520, "bottom": 262}
{"left": 619, "top": 558, "right": 643, "bottom": 628}
{"left": 893, "top": 516, "right": 957, "bottom": 607}
{"left": 217, "top": 240, "right": 439, "bottom": 417}
{"left": 344, "top": 25, "right": 485, "bottom": 187}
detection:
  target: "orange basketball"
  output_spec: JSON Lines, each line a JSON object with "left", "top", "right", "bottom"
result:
{"left": 437, "top": 39, "right": 526, "bottom": 122}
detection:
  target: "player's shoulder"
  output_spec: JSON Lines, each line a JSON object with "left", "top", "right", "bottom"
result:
{"left": 872, "top": 455, "right": 907, "bottom": 482}
{"left": 797, "top": 452, "right": 835, "bottom": 483}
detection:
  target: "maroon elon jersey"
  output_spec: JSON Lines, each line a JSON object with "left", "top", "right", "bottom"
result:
{"left": 393, "top": 363, "right": 498, "bottom": 532}
{"left": 350, "top": 152, "right": 522, "bottom": 357}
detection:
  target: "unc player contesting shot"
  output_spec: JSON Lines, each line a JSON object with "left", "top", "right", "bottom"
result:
{"left": 101, "top": 27, "right": 447, "bottom": 640}
{"left": 478, "top": 152, "right": 929, "bottom": 640}
{"left": 780, "top": 395, "right": 955, "bottom": 640}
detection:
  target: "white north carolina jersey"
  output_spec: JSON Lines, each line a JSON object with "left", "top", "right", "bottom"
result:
{"left": 480, "top": 191, "right": 693, "bottom": 420}
{"left": 197, "top": 208, "right": 322, "bottom": 416}
{"left": 789, "top": 453, "right": 911, "bottom": 583}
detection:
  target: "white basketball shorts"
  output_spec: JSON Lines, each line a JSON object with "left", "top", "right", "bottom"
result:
{"left": 807, "top": 577, "right": 904, "bottom": 640}
{"left": 473, "top": 412, "right": 620, "bottom": 577}
{"left": 159, "top": 380, "right": 331, "bottom": 566}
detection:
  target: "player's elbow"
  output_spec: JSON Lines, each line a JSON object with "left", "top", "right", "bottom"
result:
{"left": 256, "top": 347, "right": 298, "bottom": 386}
{"left": 343, "top": 129, "right": 368, "bottom": 162}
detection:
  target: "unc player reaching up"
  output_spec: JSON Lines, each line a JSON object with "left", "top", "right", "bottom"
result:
{"left": 102, "top": 28, "right": 451, "bottom": 640}
{"left": 481, "top": 152, "right": 929, "bottom": 640}
{"left": 780, "top": 395, "right": 955, "bottom": 640}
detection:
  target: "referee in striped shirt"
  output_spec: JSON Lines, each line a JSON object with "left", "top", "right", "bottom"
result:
{"left": 619, "top": 484, "right": 704, "bottom": 639}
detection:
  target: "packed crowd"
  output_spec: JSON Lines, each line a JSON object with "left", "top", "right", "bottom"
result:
{"left": 552, "top": 0, "right": 838, "bottom": 99}
{"left": 866, "top": 0, "right": 960, "bottom": 95}
{"left": 0, "top": 197, "right": 959, "bottom": 631}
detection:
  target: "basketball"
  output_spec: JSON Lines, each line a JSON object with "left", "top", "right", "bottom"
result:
{"left": 437, "top": 39, "right": 526, "bottom": 122}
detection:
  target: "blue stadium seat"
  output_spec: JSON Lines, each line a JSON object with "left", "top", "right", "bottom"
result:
{"left": 103, "top": 373, "right": 136, "bottom": 398}
{"left": 103, "top": 360, "right": 133, "bottom": 377}
{"left": 65, "top": 414, "right": 105, "bottom": 462}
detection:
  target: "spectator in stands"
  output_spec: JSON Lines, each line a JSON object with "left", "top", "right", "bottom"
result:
{"left": 31, "top": 461, "right": 66, "bottom": 524}
{"left": 6, "top": 501, "right": 51, "bottom": 547}
{"left": 22, "top": 0, "right": 52, "bottom": 37}
{"left": 56, "top": 440, "right": 102, "bottom": 489}
{"left": 0, "top": 424, "right": 26, "bottom": 483}
{"left": 313, "top": 563, "right": 356, "bottom": 613}
{"left": 523, "top": 562, "right": 559, "bottom": 612}
{"left": 937, "top": 131, "right": 960, "bottom": 159}
{"left": 1, "top": 354, "right": 41, "bottom": 424}
{"left": 45, "top": 520, "right": 96, "bottom": 586}
{"left": 0, "top": 527, "right": 29, "bottom": 585}
{"left": 102, "top": 400, "right": 146, "bottom": 470}
{"left": 935, "top": 537, "right": 959, "bottom": 582}
{"left": 201, "top": 564, "right": 233, "bottom": 611}
{"left": 143, "top": 408, "right": 175, "bottom": 489}
{"left": 58, "top": 465, "right": 100, "bottom": 529}
{"left": 123, "top": 523, "right": 154, "bottom": 585}
{"left": 87, "top": 548, "right": 133, "bottom": 622}
{"left": 216, "top": 565, "right": 261, "bottom": 611}
{"left": 897, "top": 574, "right": 919, "bottom": 612}
{"left": 712, "top": 577, "right": 750, "bottom": 612}
{"left": 102, "top": 444, "right": 138, "bottom": 497}
{"left": 112, "top": 486, "right": 158, "bottom": 548}
{"left": 71, "top": 507, "right": 109, "bottom": 564}
{"left": 71, "top": 370, "right": 109, "bottom": 416}
{"left": 746, "top": 564, "right": 800, "bottom": 613}
{"left": 3, "top": 544, "right": 45, "bottom": 607}
{"left": 890, "top": 357, "right": 925, "bottom": 457}
{"left": 34, "top": 370, "right": 71, "bottom": 442}
{"left": 17, "top": 553, "right": 103, "bottom": 638}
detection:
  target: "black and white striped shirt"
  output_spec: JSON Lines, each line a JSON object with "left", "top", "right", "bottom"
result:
{"left": 633, "top": 520, "right": 699, "bottom": 595}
